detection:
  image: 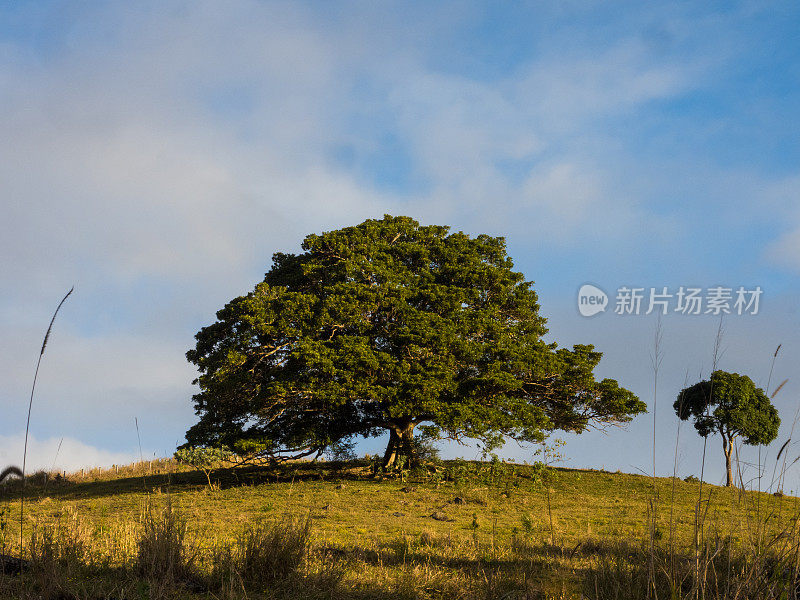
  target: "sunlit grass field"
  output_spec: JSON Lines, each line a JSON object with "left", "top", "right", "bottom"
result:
{"left": 1, "top": 459, "right": 798, "bottom": 599}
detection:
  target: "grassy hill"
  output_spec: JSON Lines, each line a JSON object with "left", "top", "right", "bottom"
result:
{"left": 1, "top": 459, "right": 799, "bottom": 599}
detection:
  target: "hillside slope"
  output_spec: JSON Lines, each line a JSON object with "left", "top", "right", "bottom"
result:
{"left": 0, "top": 459, "right": 797, "bottom": 599}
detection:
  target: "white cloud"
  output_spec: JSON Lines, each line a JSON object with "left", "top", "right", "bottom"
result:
{"left": 0, "top": 1, "right": 391, "bottom": 296}
{"left": 0, "top": 433, "right": 138, "bottom": 473}
{"left": 0, "top": 320, "right": 199, "bottom": 460}
{"left": 0, "top": 2, "right": 707, "bottom": 301}
{"left": 0, "top": 325, "right": 192, "bottom": 399}
{"left": 521, "top": 162, "right": 620, "bottom": 234}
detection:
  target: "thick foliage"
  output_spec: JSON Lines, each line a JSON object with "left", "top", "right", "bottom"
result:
{"left": 185, "top": 216, "right": 644, "bottom": 462}
{"left": 674, "top": 370, "right": 779, "bottom": 445}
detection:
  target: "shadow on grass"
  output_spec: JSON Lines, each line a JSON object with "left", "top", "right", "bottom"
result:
{"left": 0, "top": 460, "right": 397, "bottom": 504}
{"left": 321, "top": 535, "right": 648, "bottom": 572}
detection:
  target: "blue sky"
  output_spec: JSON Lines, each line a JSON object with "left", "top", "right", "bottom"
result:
{"left": 1, "top": 1, "right": 799, "bottom": 489}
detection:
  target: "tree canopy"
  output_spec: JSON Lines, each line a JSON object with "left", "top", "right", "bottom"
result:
{"left": 185, "top": 215, "right": 645, "bottom": 467}
{"left": 674, "top": 370, "right": 780, "bottom": 487}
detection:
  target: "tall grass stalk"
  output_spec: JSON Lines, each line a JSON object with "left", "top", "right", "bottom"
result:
{"left": 21, "top": 286, "right": 73, "bottom": 551}
{"left": 135, "top": 416, "right": 149, "bottom": 491}
{"left": 648, "top": 313, "right": 663, "bottom": 600}
{"left": 691, "top": 316, "right": 724, "bottom": 600}
{"left": 759, "top": 344, "right": 781, "bottom": 496}
{"left": 774, "top": 381, "right": 795, "bottom": 495}
{"left": 669, "top": 370, "right": 690, "bottom": 584}
{"left": 651, "top": 313, "right": 664, "bottom": 483}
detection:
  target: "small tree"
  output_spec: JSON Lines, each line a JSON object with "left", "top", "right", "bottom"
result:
{"left": 174, "top": 447, "right": 232, "bottom": 487}
{"left": 674, "top": 370, "right": 780, "bottom": 487}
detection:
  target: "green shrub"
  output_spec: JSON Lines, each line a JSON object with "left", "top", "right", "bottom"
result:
{"left": 174, "top": 446, "right": 232, "bottom": 487}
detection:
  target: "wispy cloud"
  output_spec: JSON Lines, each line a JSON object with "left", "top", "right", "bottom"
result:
{"left": 767, "top": 227, "right": 800, "bottom": 272}
{"left": 762, "top": 176, "right": 800, "bottom": 272}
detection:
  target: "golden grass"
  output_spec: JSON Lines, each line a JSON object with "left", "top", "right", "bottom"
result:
{"left": 1, "top": 459, "right": 799, "bottom": 598}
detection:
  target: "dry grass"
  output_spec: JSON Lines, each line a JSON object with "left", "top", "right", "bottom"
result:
{"left": 210, "top": 513, "right": 312, "bottom": 590}
{"left": 2, "top": 460, "right": 800, "bottom": 598}
{"left": 136, "top": 499, "right": 198, "bottom": 588}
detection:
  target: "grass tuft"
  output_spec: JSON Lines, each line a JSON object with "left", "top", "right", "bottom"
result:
{"left": 136, "top": 500, "right": 197, "bottom": 588}
{"left": 211, "top": 513, "right": 312, "bottom": 590}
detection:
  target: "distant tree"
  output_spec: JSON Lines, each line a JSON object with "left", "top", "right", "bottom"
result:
{"left": 675, "top": 370, "right": 780, "bottom": 487}
{"left": 184, "top": 215, "right": 645, "bottom": 468}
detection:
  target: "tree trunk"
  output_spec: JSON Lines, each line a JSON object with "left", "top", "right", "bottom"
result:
{"left": 383, "top": 428, "right": 400, "bottom": 469}
{"left": 382, "top": 422, "right": 416, "bottom": 469}
{"left": 723, "top": 436, "right": 733, "bottom": 487}
{"left": 399, "top": 423, "right": 417, "bottom": 467}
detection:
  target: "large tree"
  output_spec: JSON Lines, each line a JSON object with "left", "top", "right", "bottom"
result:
{"left": 675, "top": 370, "right": 780, "bottom": 487}
{"left": 185, "top": 216, "right": 644, "bottom": 467}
